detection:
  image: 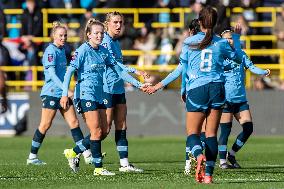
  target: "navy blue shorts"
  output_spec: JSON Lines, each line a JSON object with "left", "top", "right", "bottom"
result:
{"left": 223, "top": 101, "right": 250, "bottom": 114}
{"left": 186, "top": 82, "right": 225, "bottom": 113}
{"left": 74, "top": 99, "right": 106, "bottom": 114}
{"left": 105, "top": 93, "right": 126, "bottom": 108}
{"left": 41, "top": 95, "right": 73, "bottom": 110}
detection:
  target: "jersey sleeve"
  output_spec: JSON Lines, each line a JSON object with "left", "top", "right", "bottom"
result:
{"left": 179, "top": 43, "right": 189, "bottom": 64}
{"left": 232, "top": 33, "right": 241, "bottom": 50}
{"left": 221, "top": 40, "right": 243, "bottom": 64}
{"left": 112, "top": 65, "right": 142, "bottom": 88}
{"left": 69, "top": 50, "right": 83, "bottom": 70}
{"left": 180, "top": 61, "right": 188, "bottom": 95}
{"left": 161, "top": 63, "right": 183, "bottom": 87}
{"left": 242, "top": 51, "right": 268, "bottom": 75}
{"left": 62, "top": 66, "right": 76, "bottom": 97}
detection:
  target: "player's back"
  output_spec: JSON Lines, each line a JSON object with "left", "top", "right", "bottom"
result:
{"left": 183, "top": 32, "right": 235, "bottom": 90}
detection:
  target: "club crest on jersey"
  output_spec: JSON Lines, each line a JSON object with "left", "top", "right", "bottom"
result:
{"left": 48, "top": 54, "right": 54, "bottom": 62}
{"left": 71, "top": 51, "right": 78, "bottom": 61}
{"left": 50, "top": 101, "right": 55, "bottom": 106}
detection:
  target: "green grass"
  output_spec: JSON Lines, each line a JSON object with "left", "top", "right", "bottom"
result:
{"left": 0, "top": 136, "right": 284, "bottom": 189}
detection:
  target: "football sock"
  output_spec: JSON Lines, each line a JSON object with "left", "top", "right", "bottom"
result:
{"left": 70, "top": 127, "right": 84, "bottom": 145}
{"left": 73, "top": 134, "right": 90, "bottom": 155}
{"left": 115, "top": 130, "right": 129, "bottom": 166}
{"left": 231, "top": 122, "right": 253, "bottom": 153}
{"left": 185, "top": 136, "right": 191, "bottom": 161}
{"left": 218, "top": 122, "right": 232, "bottom": 160}
{"left": 30, "top": 129, "right": 45, "bottom": 158}
{"left": 205, "top": 137, "right": 218, "bottom": 176}
{"left": 200, "top": 132, "right": 206, "bottom": 150}
{"left": 188, "top": 134, "right": 203, "bottom": 159}
{"left": 90, "top": 140, "right": 102, "bottom": 168}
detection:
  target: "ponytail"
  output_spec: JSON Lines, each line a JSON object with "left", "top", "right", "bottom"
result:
{"left": 197, "top": 7, "right": 217, "bottom": 50}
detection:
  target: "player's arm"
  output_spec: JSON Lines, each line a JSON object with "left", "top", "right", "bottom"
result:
{"left": 60, "top": 51, "right": 81, "bottom": 109}
{"left": 116, "top": 62, "right": 150, "bottom": 80}
{"left": 242, "top": 52, "right": 270, "bottom": 76}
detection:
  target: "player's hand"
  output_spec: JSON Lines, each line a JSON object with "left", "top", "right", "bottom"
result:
{"left": 137, "top": 70, "right": 150, "bottom": 80}
{"left": 140, "top": 83, "right": 152, "bottom": 92}
{"left": 60, "top": 96, "right": 69, "bottom": 110}
{"left": 234, "top": 23, "right": 242, "bottom": 35}
{"left": 265, "top": 69, "right": 270, "bottom": 77}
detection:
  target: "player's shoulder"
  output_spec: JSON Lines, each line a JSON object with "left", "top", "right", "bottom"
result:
{"left": 44, "top": 43, "right": 57, "bottom": 54}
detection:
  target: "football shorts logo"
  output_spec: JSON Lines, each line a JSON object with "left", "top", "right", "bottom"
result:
{"left": 103, "top": 99, "right": 108, "bottom": 105}
{"left": 86, "top": 102, "right": 91, "bottom": 107}
{"left": 50, "top": 101, "right": 55, "bottom": 106}
{"left": 76, "top": 107, "right": 81, "bottom": 113}
{"left": 48, "top": 54, "right": 54, "bottom": 62}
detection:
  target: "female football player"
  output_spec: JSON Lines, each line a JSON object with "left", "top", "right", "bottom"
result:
{"left": 60, "top": 19, "right": 148, "bottom": 175}
{"left": 101, "top": 11, "right": 149, "bottom": 172}
{"left": 218, "top": 28, "right": 270, "bottom": 169}
{"left": 26, "top": 22, "right": 90, "bottom": 165}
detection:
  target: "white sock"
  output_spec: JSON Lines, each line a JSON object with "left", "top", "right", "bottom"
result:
{"left": 229, "top": 150, "right": 236, "bottom": 156}
{"left": 29, "top": 153, "right": 37, "bottom": 159}
{"left": 185, "top": 160, "right": 191, "bottom": 168}
{"left": 220, "top": 159, "right": 227, "bottom": 165}
{"left": 120, "top": 158, "right": 129, "bottom": 167}
{"left": 82, "top": 149, "right": 91, "bottom": 158}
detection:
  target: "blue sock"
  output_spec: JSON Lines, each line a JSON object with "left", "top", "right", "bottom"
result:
{"left": 218, "top": 122, "right": 232, "bottom": 160}
{"left": 73, "top": 134, "right": 90, "bottom": 155}
{"left": 188, "top": 134, "right": 203, "bottom": 159}
{"left": 30, "top": 129, "right": 45, "bottom": 155}
{"left": 200, "top": 132, "right": 206, "bottom": 150}
{"left": 70, "top": 127, "right": 84, "bottom": 144}
{"left": 185, "top": 136, "right": 191, "bottom": 161}
{"left": 115, "top": 130, "right": 128, "bottom": 159}
{"left": 232, "top": 122, "right": 253, "bottom": 153}
{"left": 205, "top": 137, "right": 218, "bottom": 176}
{"left": 90, "top": 140, "right": 102, "bottom": 168}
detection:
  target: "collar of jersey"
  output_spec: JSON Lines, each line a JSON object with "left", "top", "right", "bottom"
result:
{"left": 51, "top": 43, "right": 63, "bottom": 50}
{"left": 86, "top": 42, "right": 99, "bottom": 50}
{"left": 105, "top": 32, "right": 118, "bottom": 41}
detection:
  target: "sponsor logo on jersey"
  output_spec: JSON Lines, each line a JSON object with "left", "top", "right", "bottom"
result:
{"left": 48, "top": 54, "right": 54, "bottom": 62}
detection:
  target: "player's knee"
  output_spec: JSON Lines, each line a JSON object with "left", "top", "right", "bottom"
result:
{"left": 90, "top": 128, "right": 102, "bottom": 139}
{"left": 68, "top": 119, "right": 79, "bottom": 129}
{"left": 39, "top": 122, "right": 52, "bottom": 132}
{"left": 242, "top": 122, "right": 253, "bottom": 136}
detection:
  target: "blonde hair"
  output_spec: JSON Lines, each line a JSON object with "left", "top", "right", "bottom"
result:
{"left": 51, "top": 21, "right": 67, "bottom": 38}
{"left": 84, "top": 18, "right": 104, "bottom": 41}
{"left": 104, "top": 11, "right": 124, "bottom": 31}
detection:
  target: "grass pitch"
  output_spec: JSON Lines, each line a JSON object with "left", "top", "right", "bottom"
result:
{"left": 0, "top": 136, "right": 284, "bottom": 189}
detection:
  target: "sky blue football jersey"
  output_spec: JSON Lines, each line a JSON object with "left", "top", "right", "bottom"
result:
{"left": 40, "top": 43, "right": 66, "bottom": 98}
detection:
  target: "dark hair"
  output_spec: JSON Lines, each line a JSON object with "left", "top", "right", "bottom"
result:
{"left": 189, "top": 19, "right": 200, "bottom": 35}
{"left": 197, "top": 6, "right": 218, "bottom": 49}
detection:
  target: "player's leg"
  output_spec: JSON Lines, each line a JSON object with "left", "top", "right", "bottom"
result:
{"left": 27, "top": 107, "right": 56, "bottom": 165}
{"left": 218, "top": 106, "right": 233, "bottom": 169}
{"left": 113, "top": 94, "right": 143, "bottom": 172}
{"left": 228, "top": 103, "right": 252, "bottom": 168}
{"left": 60, "top": 101, "right": 92, "bottom": 164}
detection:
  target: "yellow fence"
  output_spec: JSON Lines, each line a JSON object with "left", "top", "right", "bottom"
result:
{"left": 1, "top": 49, "right": 284, "bottom": 91}
{"left": 3, "top": 7, "right": 282, "bottom": 32}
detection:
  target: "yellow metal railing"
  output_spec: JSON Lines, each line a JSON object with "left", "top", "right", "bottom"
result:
{"left": 1, "top": 49, "right": 284, "bottom": 91}
{"left": 3, "top": 7, "right": 281, "bottom": 31}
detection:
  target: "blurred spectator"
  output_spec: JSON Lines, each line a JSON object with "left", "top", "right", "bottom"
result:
{"left": 253, "top": 77, "right": 274, "bottom": 90}
{"left": 119, "top": 17, "right": 139, "bottom": 65}
{"left": 48, "top": 0, "right": 81, "bottom": 22}
{"left": 1, "top": 0, "right": 24, "bottom": 38}
{"left": 0, "top": 70, "right": 7, "bottom": 114}
{"left": 134, "top": 26, "right": 157, "bottom": 66}
{"left": 273, "top": 3, "right": 284, "bottom": 49}
{"left": 156, "top": 28, "right": 173, "bottom": 65}
{"left": 235, "top": 14, "right": 253, "bottom": 36}
{"left": 0, "top": 37, "right": 13, "bottom": 80}
{"left": 80, "top": 0, "right": 96, "bottom": 10}
{"left": 0, "top": 8, "right": 7, "bottom": 38}
{"left": 214, "top": 2, "right": 231, "bottom": 35}
{"left": 154, "top": 0, "right": 177, "bottom": 23}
